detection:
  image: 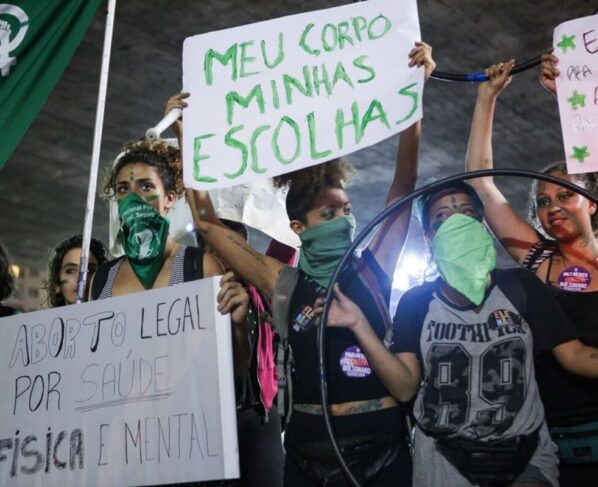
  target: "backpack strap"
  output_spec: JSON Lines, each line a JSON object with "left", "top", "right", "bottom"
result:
{"left": 270, "top": 265, "right": 299, "bottom": 429}
{"left": 183, "top": 246, "right": 204, "bottom": 282}
{"left": 271, "top": 265, "right": 300, "bottom": 341}
{"left": 352, "top": 257, "right": 394, "bottom": 348}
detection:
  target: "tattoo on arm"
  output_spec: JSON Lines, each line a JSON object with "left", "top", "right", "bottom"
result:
{"left": 226, "top": 234, "right": 267, "bottom": 266}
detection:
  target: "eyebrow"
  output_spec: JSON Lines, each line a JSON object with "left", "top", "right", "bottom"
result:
{"left": 433, "top": 203, "right": 474, "bottom": 212}
{"left": 116, "top": 177, "right": 154, "bottom": 185}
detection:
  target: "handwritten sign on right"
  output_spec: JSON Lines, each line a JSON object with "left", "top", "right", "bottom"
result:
{"left": 555, "top": 15, "right": 598, "bottom": 174}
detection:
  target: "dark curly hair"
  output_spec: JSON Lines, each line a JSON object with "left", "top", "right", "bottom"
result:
{"left": 44, "top": 235, "right": 108, "bottom": 308}
{"left": 529, "top": 162, "right": 598, "bottom": 232}
{"left": 273, "top": 158, "right": 355, "bottom": 223}
{"left": 103, "top": 139, "right": 184, "bottom": 198}
{"left": 0, "top": 243, "right": 14, "bottom": 302}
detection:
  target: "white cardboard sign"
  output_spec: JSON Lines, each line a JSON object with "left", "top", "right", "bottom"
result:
{"left": 554, "top": 15, "right": 598, "bottom": 174}
{"left": 182, "top": 0, "right": 422, "bottom": 189}
{"left": 0, "top": 278, "right": 238, "bottom": 486}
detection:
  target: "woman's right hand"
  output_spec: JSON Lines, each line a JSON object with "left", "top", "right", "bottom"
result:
{"left": 314, "top": 284, "right": 370, "bottom": 332}
{"left": 165, "top": 92, "right": 189, "bottom": 139}
{"left": 540, "top": 48, "right": 559, "bottom": 96}
{"left": 478, "top": 59, "right": 515, "bottom": 99}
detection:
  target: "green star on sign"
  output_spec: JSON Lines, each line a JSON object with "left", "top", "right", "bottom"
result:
{"left": 557, "top": 34, "right": 576, "bottom": 53}
{"left": 571, "top": 146, "right": 590, "bottom": 163}
{"left": 568, "top": 90, "right": 586, "bottom": 110}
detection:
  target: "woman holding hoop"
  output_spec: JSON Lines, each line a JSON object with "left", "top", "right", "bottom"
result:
{"left": 323, "top": 179, "right": 598, "bottom": 486}
{"left": 466, "top": 55, "right": 598, "bottom": 486}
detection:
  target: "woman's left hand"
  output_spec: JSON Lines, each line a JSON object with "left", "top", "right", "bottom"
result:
{"left": 217, "top": 271, "right": 250, "bottom": 325}
{"left": 409, "top": 41, "right": 436, "bottom": 82}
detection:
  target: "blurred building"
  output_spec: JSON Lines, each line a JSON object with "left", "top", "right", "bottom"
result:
{"left": 4, "top": 264, "right": 45, "bottom": 312}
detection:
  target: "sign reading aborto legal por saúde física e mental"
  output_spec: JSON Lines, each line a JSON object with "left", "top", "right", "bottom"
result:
{"left": 555, "top": 15, "right": 598, "bottom": 174}
{"left": 182, "top": 0, "right": 422, "bottom": 190}
{"left": 0, "top": 278, "right": 239, "bottom": 487}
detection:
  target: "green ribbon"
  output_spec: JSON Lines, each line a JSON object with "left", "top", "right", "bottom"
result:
{"left": 298, "top": 215, "right": 356, "bottom": 289}
{"left": 431, "top": 213, "right": 496, "bottom": 305}
{"left": 118, "top": 193, "right": 170, "bottom": 289}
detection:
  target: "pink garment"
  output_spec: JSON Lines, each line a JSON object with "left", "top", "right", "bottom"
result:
{"left": 252, "top": 239, "right": 297, "bottom": 412}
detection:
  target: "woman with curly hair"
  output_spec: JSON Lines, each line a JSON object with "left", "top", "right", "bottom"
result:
{"left": 89, "top": 139, "right": 251, "bottom": 378}
{"left": 0, "top": 242, "right": 16, "bottom": 317}
{"left": 44, "top": 234, "right": 108, "bottom": 307}
{"left": 91, "top": 138, "right": 224, "bottom": 296}
{"left": 466, "top": 57, "right": 598, "bottom": 486}
{"left": 189, "top": 41, "right": 435, "bottom": 487}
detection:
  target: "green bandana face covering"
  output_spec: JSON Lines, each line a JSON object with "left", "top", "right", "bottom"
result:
{"left": 298, "top": 215, "right": 356, "bottom": 289}
{"left": 118, "top": 192, "right": 170, "bottom": 289}
{"left": 431, "top": 213, "right": 496, "bottom": 306}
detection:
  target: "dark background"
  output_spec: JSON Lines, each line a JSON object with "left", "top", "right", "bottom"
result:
{"left": 0, "top": 0, "right": 592, "bottom": 269}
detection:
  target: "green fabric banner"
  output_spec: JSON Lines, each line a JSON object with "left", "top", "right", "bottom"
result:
{"left": 0, "top": 1, "right": 102, "bottom": 169}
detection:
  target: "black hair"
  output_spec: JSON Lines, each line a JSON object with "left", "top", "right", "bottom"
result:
{"left": 415, "top": 181, "right": 485, "bottom": 232}
{"left": 273, "top": 158, "right": 355, "bottom": 223}
{"left": 44, "top": 235, "right": 108, "bottom": 308}
{"left": 0, "top": 243, "right": 14, "bottom": 302}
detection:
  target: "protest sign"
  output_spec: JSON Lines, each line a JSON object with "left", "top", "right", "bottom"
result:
{"left": 554, "top": 15, "right": 598, "bottom": 174}
{"left": 0, "top": 278, "right": 239, "bottom": 486}
{"left": 182, "top": 0, "right": 422, "bottom": 189}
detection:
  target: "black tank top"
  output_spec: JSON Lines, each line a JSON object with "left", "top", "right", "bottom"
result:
{"left": 523, "top": 239, "right": 598, "bottom": 425}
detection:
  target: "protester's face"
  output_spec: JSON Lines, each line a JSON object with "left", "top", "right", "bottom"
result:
{"left": 115, "top": 162, "right": 176, "bottom": 216}
{"left": 535, "top": 171, "right": 596, "bottom": 242}
{"left": 57, "top": 248, "right": 99, "bottom": 305}
{"left": 426, "top": 191, "right": 482, "bottom": 239}
{"left": 293, "top": 187, "right": 352, "bottom": 233}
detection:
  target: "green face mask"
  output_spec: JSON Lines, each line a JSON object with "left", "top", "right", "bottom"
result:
{"left": 298, "top": 215, "right": 356, "bottom": 289}
{"left": 431, "top": 213, "right": 496, "bottom": 306}
{"left": 118, "top": 192, "right": 170, "bottom": 289}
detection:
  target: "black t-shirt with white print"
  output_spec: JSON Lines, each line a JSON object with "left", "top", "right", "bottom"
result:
{"left": 392, "top": 267, "right": 578, "bottom": 440}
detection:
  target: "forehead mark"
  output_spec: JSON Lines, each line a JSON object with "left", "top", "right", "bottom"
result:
{"left": 449, "top": 194, "right": 460, "bottom": 211}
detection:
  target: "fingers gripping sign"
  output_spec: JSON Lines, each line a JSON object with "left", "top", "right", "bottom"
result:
{"left": 217, "top": 271, "right": 250, "bottom": 325}
{"left": 540, "top": 47, "right": 559, "bottom": 96}
{"left": 408, "top": 41, "right": 436, "bottom": 81}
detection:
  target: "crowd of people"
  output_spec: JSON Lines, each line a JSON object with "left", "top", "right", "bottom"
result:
{"left": 1, "top": 39, "right": 598, "bottom": 487}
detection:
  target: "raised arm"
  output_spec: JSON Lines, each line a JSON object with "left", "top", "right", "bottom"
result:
{"left": 368, "top": 42, "right": 435, "bottom": 276}
{"left": 166, "top": 93, "right": 284, "bottom": 298}
{"left": 189, "top": 189, "right": 283, "bottom": 300}
{"left": 465, "top": 60, "right": 539, "bottom": 262}
{"left": 321, "top": 284, "right": 421, "bottom": 401}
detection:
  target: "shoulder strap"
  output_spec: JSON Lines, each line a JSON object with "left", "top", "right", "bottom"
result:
{"left": 270, "top": 265, "right": 299, "bottom": 430}
{"left": 271, "top": 265, "right": 299, "bottom": 341}
{"left": 352, "top": 257, "right": 394, "bottom": 347}
{"left": 521, "top": 237, "right": 558, "bottom": 272}
{"left": 183, "top": 246, "right": 204, "bottom": 282}
{"left": 494, "top": 268, "right": 527, "bottom": 316}
{"left": 90, "top": 257, "right": 123, "bottom": 300}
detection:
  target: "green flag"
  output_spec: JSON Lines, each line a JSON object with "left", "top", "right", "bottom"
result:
{"left": 0, "top": 1, "right": 102, "bottom": 169}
